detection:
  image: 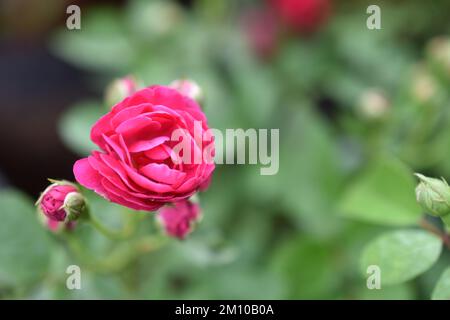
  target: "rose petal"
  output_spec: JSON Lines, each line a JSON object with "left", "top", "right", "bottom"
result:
{"left": 73, "top": 158, "right": 107, "bottom": 196}
{"left": 115, "top": 116, "right": 161, "bottom": 135}
{"left": 122, "top": 163, "right": 174, "bottom": 193}
{"left": 111, "top": 103, "right": 152, "bottom": 127}
{"left": 139, "top": 163, "right": 186, "bottom": 185}
{"left": 144, "top": 144, "right": 171, "bottom": 160}
{"left": 102, "top": 134, "right": 130, "bottom": 165}
{"left": 128, "top": 136, "right": 170, "bottom": 153}
{"left": 98, "top": 153, "right": 144, "bottom": 193}
{"left": 101, "top": 178, "right": 161, "bottom": 211}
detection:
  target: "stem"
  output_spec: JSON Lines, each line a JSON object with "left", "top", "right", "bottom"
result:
{"left": 64, "top": 233, "right": 168, "bottom": 274}
{"left": 419, "top": 217, "right": 450, "bottom": 249}
{"left": 134, "top": 235, "right": 169, "bottom": 254}
{"left": 441, "top": 214, "right": 450, "bottom": 233}
{"left": 87, "top": 209, "right": 136, "bottom": 240}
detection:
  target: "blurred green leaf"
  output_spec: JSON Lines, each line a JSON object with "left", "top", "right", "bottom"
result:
{"left": 357, "top": 283, "right": 414, "bottom": 300}
{"left": 339, "top": 155, "right": 422, "bottom": 226}
{"left": 181, "top": 267, "right": 285, "bottom": 299}
{"left": 272, "top": 237, "right": 340, "bottom": 299}
{"left": 245, "top": 106, "right": 345, "bottom": 237}
{"left": 277, "top": 40, "right": 332, "bottom": 93}
{"left": 50, "top": 7, "right": 136, "bottom": 72}
{"left": 0, "top": 189, "right": 52, "bottom": 288}
{"left": 431, "top": 267, "right": 450, "bottom": 300}
{"left": 126, "top": 0, "right": 183, "bottom": 42}
{"left": 59, "top": 101, "right": 104, "bottom": 156}
{"left": 52, "top": 273, "right": 126, "bottom": 299}
{"left": 360, "top": 230, "right": 442, "bottom": 285}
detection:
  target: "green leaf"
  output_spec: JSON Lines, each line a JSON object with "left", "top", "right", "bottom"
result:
{"left": 50, "top": 7, "right": 135, "bottom": 72}
{"left": 360, "top": 230, "right": 442, "bottom": 285}
{"left": 0, "top": 189, "right": 52, "bottom": 287}
{"left": 339, "top": 155, "right": 422, "bottom": 226}
{"left": 271, "top": 237, "right": 340, "bottom": 299}
{"left": 357, "top": 283, "right": 414, "bottom": 300}
{"left": 59, "top": 101, "right": 105, "bottom": 156}
{"left": 245, "top": 106, "right": 344, "bottom": 237}
{"left": 431, "top": 267, "right": 450, "bottom": 300}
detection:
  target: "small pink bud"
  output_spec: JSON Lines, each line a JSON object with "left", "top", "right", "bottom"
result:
{"left": 241, "top": 7, "right": 279, "bottom": 60}
{"left": 169, "top": 79, "right": 203, "bottom": 104}
{"left": 38, "top": 210, "right": 77, "bottom": 233}
{"left": 36, "top": 181, "right": 85, "bottom": 223}
{"left": 157, "top": 200, "right": 201, "bottom": 240}
{"left": 105, "top": 76, "right": 138, "bottom": 107}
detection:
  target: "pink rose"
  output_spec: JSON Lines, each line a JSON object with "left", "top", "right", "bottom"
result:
{"left": 157, "top": 200, "right": 201, "bottom": 239}
{"left": 38, "top": 184, "right": 78, "bottom": 221}
{"left": 269, "top": 0, "right": 331, "bottom": 35}
{"left": 73, "top": 85, "right": 215, "bottom": 211}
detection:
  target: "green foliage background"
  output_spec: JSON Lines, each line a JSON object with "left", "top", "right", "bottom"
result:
{"left": 1, "top": 0, "right": 450, "bottom": 299}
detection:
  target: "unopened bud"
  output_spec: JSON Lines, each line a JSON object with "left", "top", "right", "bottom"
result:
{"left": 411, "top": 65, "right": 437, "bottom": 103}
{"left": 426, "top": 36, "right": 450, "bottom": 77}
{"left": 357, "top": 89, "right": 390, "bottom": 120}
{"left": 64, "top": 191, "right": 86, "bottom": 221}
{"left": 38, "top": 210, "right": 77, "bottom": 233}
{"left": 169, "top": 79, "right": 204, "bottom": 104}
{"left": 105, "top": 76, "right": 138, "bottom": 107}
{"left": 36, "top": 180, "right": 86, "bottom": 224}
{"left": 415, "top": 173, "right": 450, "bottom": 217}
{"left": 156, "top": 199, "right": 201, "bottom": 240}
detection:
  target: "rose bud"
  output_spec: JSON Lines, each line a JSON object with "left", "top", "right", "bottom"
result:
{"left": 411, "top": 65, "right": 437, "bottom": 104}
{"left": 357, "top": 88, "right": 390, "bottom": 120}
{"left": 169, "top": 79, "right": 203, "bottom": 104}
{"left": 105, "top": 76, "right": 138, "bottom": 107}
{"left": 415, "top": 173, "right": 450, "bottom": 217}
{"left": 36, "top": 181, "right": 85, "bottom": 222}
{"left": 269, "top": 0, "right": 332, "bottom": 35}
{"left": 426, "top": 36, "right": 450, "bottom": 77}
{"left": 38, "top": 210, "right": 77, "bottom": 233}
{"left": 241, "top": 7, "right": 279, "bottom": 61}
{"left": 157, "top": 200, "right": 201, "bottom": 240}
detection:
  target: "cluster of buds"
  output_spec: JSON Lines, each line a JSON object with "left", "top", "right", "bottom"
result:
{"left": 105, "top": 76, "right": 203, "bottom": 107}
{"left": 42, "top": 77, "right": 207, "bottom": 240}
{"left": 35, "top": 180, "right": 86, "bottom": 233}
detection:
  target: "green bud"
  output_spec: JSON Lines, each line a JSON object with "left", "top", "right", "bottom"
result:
{"left": 63, "top": 191, "right": 86, "bottom": 221}
{"left": 415, "top": 173, "right": 450, "bottom": 217}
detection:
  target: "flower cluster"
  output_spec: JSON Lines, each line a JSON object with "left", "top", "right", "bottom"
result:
{"left": 37, "top": 80, "right": 213, "bottom": 240}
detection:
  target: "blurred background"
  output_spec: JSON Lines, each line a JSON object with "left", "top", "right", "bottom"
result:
{"left": 0, "top": 0, "right": 450, "bottom": 299}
